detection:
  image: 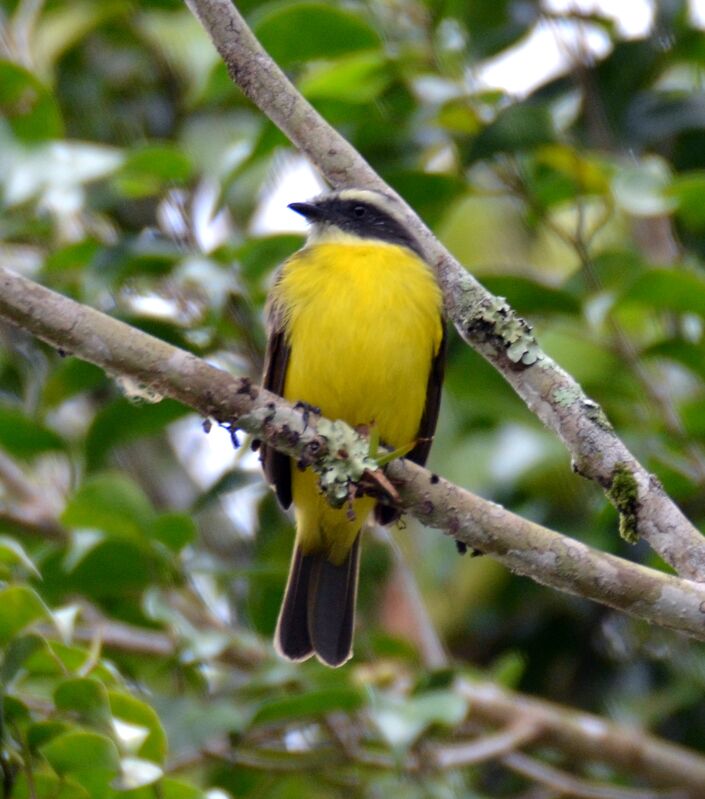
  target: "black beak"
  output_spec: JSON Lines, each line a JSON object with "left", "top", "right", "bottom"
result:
{"left": 288, "top": 201, "right": 323, "bottom": 221}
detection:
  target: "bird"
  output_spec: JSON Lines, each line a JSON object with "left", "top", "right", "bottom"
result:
{"left": 260, "top": 188, "right": 445, "bottom": 667}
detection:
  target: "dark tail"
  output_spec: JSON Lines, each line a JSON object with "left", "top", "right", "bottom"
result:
{"left": 275, "top": 534, "right": 361, "bottom": 667}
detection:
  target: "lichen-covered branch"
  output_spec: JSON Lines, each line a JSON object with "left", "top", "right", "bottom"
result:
{"left": 3, "top": 265, "right": 705, "bottom": 645}
{"left": 390, "top": 455, "right": 705, "bottom": 640}
{"left": 183, "top": 0, "right": 705, "bottom": 581}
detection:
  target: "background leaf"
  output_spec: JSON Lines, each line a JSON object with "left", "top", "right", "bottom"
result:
{"left": 0, "top": 408, "right": 65, "bottom": 458}
{"left": 252, "top": 2, "right": 381, "bottom": 66}
{"left": 0, "top": 587, "right": 49, "bottom": 645}
{"left": 0, "top": 60, "right": 63, "bottom": 141}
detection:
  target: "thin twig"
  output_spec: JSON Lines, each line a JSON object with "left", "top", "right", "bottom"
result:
{"left": 428, "top": 719, "right": 540, "bottom": 769}
{"left": 70, "top": 603, "right": 265, "bottom": 668}
{"left": 0, "top": 507, "right": 66, "bottom": 542}
{"left": 0, "top": 449, "right": 39, "bottom": 503}
{"left": 503, "top": 751, "right": 688, "bottom": 799}
{"left": 0, "top": 448, "right": 67, "bottom": 540}
{"left": 383, "top": 527, "right": 448, "bottom": 669}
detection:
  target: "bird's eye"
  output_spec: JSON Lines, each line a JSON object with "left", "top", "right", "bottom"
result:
{"left": 353, "top": 205, "right": 367, "bottom": 218}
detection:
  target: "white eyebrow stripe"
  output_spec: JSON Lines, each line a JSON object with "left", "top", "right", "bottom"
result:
{"left": 327, "top": 189, "right": 406, "bottom": 226}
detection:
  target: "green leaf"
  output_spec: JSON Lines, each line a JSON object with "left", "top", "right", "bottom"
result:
{"left": 41, "top": 730, "right": 120, "bottom": 783}
{"left": 85, "top": 398, "right": 187, "bottom": 470}
{"left": 33, "top": 2, "right": 124, "bottom": 72}
{"left": 62, "top": 472, "right": 155, "bottom": 540}
{"left": 191, "top": 469, "right": 258, "bottom": 513}
{"left": 437, "top": 99, "right": 483, "bottom": 135}
{"left": 0, "top": 585, "right": 49, "bottom": 645}
{"left": 137, "top": 9, "right": 220, "bottom": 106}
{"left": 461, "top": 1, "right": 539, "bottom": 58}
{"left": 488, "top": 651, "right": 526, "bottom": 688}
{"left": 0, "top": 60, "right": 63, "bottom": 142}
{"left": 385, "top": 172, "right": 466, "bottom": 227}
{"left": 612, "top": 157, "right": 677, "bottom": 217}
{"left": 253, "top": 2, "right": 381, "bottom": 66}
{"left": 643, "top": 339, "right": 705, "bottom": 382}
{"left": 543, "top": 325, "right": 622, "bottom": 385}
{"left": 681, "top": 400, "right": 705, "bottom": 438}
{"left": 28, "top": 721, "right": 72, "bottom": 754}
{"left": 91, "top": 238, "right": 182, "bottom": 287}
{"left": 467, "top": 102, "right": 555, "bottom": 162}
{"left": 149, "top": 512, "right": 197, "bottom": 552}
{"left": 481, "top": 276, "right": 580, "bottom": 315}
{"left": 299, "top": 51, "right": 390, "bottom": 104}
{"left": 237, "top": 234, "right": 303, "bottom": 285}
{"left": 565, "top": 249, "right": 646, "bottom": 292}
{"left": 0, "top": 535, "right": 40, "bottom": 577}
{"left": 618, "top": 269, "right": 705, "bottom": 317}
{"left": 153, "top": 696, "right": 247, "bottom": 757}
{"left": 113, "top": 144, "right": 193, "bottom": 198}
{"left": 54, "top": 677, "right": 112, "bottom": 727}
{"left": 44, "top": 239, "right": 101, "bottom": 276}
{"left": 1, "top": 633, "right": 46, "bottom": 683}
{"left": 670, "top": 170, "right": 705, "bottom": 229}
{"left": 159, "top": 778, "right": 205, "bottom": 799}
{"left": 43, "top": 359, "right": 106, "bottom": 407}
{"left": 370, "top": 689, "right": 468, "bottom": 748}
{"left": 0, "top": 407, "right": 65, "bottom": 458}
{"left": 534, "top": 144, "right": 611, "bottom": 196}
{"left": 62, "top": 539, "right": 167, "bottom": 599}
{"left": 11, "top": 771, "right": 89, "bottom": 799}
{"left": 2, "top": 694, "right": 30, "bottom": 724}
{"left": 24, "top": 641, "right": 117, "bottom": 682}
{"left": 109, "top": 690, "right": 168, "bottom": 763}
{"left": 252, "top": 687, "right": 365, "bottom": 726}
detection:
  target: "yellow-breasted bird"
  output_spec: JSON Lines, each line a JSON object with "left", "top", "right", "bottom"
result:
{"left": 260, "top": 189, "right": 446, "bottom": 667}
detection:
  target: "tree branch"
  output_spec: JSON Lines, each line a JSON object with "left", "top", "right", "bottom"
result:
{"left": 0, "top": 448, "right": 66, "bottom": 541}
{"left": 182, "top": 0, "right": 705, "bottom": 581}
{"left": 3, "top": 266, "right": 705, "bottom": 644}
{"left": 428, "top": 719, "right": 540, "bottom": 770}
{"left": 457, "top": 678, "right": 705, "bottom": 792}
{"left": 501, "top": 752, "right": 687, "bottom": 799}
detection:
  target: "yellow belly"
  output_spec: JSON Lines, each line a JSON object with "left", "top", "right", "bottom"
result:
{"left": 273, "top": 241, "right": 443, "bottom": 562}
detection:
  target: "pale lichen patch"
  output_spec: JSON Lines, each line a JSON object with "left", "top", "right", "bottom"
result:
{"left": 552, "top": 385, "right": 581, "bottom": 408}
{"left": 465, "top": 295, "right": 542, "bottom": 367}
{"left": 316, "top": 418, "right": 377, "bottom": 507}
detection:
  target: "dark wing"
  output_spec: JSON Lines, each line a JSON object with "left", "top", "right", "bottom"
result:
{"left": 406, "top": 322, "right": 447, "bottom": 467}
{"left": 375, "top": 323, "right": 447, "bottom": 524}
{"left": 260, "top": 300, "right": 292, "bottom": 508}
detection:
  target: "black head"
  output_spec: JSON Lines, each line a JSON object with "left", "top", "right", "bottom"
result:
{"left": 288, "top": 190, "right": 424, "bottom": 258}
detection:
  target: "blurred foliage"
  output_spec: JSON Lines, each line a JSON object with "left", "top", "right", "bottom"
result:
{"left": 1, "top": 0, "right": 705, "bottom": 796}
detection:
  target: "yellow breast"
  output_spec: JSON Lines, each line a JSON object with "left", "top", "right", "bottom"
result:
{"left": 274, "top": 241, "right": 443, "bottom": 446}
{"left": 272, "top": 240, "right": 443, "bottom": 561}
